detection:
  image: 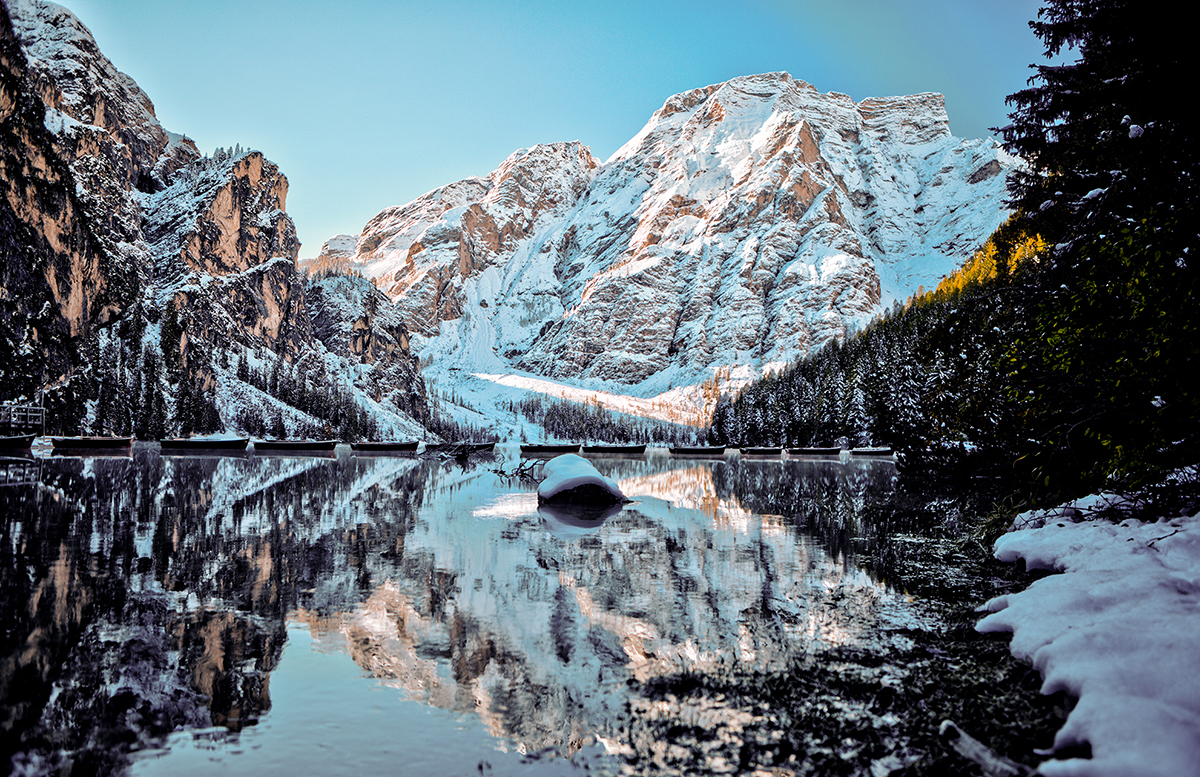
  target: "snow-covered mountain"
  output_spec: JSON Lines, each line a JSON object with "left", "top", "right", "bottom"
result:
{"left": 0, "top": 0, "right": 427, "bottom": 437}
{"left": 326, "top": 72, "right": 1017, "bottom": 398}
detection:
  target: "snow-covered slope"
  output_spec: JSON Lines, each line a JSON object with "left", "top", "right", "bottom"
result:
{"left": 329, "top": 72, "right": 1016, "bottom": 398}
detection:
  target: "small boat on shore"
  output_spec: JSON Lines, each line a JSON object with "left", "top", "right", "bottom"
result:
{"left": 0, "top": 434, "right": 36, "bottom": 452}
{"left": 160, "top": 437, "right": 249, "bottom": 452}
{"left": 740, "top": 447, "right": 782, "bottom": 457}
{"left": 520, "top": 443, "right": 581, "bottom": 456}
{"left": 469, "top": 442, "right": 497, "bottom": 453}
{"left": 350, "top": 440, "right": 420, "bottom": 454}
{"left": 787, "top": 447, "right": 843, "bottom": 456}
{"left": 669, "top": 446, "right": 726, "bottom": 456}
{"left": 581, "top": 444, "right": 647, "bottom": 455}
{"left": 252, "top": 439, "right": 338, "bottom": 452}
{"left": 52, "top": 436, "right": 133, "bottom": 451}
{"left": 850, "top": 447, "right": 894, "bottom": 457}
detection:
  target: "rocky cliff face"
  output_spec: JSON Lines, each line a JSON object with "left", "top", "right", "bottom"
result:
{"left": 0, "top": 0, "right": 427, "bottom": 436}
{"left": 144, "top": 151, "right": 311, "bottom": 363}
{"left": 0, "top": 0, "right": 135, "bottom": 397}
{"left": 338, "top": 72, "right": 1015, "bottom": 394}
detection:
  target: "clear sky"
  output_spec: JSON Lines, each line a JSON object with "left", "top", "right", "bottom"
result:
{"left": 60, "top": 0, "right": 1047, "bottom": 256}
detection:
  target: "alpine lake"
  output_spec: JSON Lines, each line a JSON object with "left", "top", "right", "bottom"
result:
{"left": 1, "top": 445, "right": 1067, "bottom": 776}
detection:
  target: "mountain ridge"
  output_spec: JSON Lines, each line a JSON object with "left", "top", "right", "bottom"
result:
{"left": 323, "top": 71, "right": 1016, "bottom": 398}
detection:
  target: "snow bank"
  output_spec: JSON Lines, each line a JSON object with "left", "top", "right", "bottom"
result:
{"left": 536, "top": 454, "right": 626, "bottom": 506}
{"left": 978, "top": 512, "right": 1200, "bottom": 777}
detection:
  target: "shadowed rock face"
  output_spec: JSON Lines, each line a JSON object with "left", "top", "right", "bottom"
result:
{"left": 306, "top": 271, "right": 429, "bottom": 423}
{"left": 333, "top": 72, "right": 1016, "bottom": 391}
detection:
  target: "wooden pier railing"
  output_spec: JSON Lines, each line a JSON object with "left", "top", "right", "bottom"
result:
{"left": 0, "top": 404, "right": 45, "bottom": 434}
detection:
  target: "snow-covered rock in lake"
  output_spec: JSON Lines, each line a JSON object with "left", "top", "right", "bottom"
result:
{"left": 537, "top": 453, "right": 626, "bottom": 505}
{"left": 335, "top": 71, "right": 1016, "bottom": 394}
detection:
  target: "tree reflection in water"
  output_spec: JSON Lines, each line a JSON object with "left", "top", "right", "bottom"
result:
{"left": 1, "top": 449, "right": 918, "bottom": 775}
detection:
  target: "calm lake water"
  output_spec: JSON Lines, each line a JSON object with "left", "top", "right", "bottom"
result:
{"left": 2, "top": 446, "right": 942, "bottom": 775}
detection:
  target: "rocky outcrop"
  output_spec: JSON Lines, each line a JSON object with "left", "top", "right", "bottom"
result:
{"left": 306, "top": 271, "right": 428, "bottom": 423}
{"left": 358, "top": 143, "right": 598, "bottom": 338}
{"left": 146, "top": 152, "right": 298, "bottom": 277}
{"left": 145, "top": 151, "right": 311, "bottom": 361}
{"left": 9, "top": 0, "right": 193, "bottom": 257}
{"left": 338, "top": 72, "right": 1016, "bottom": 393}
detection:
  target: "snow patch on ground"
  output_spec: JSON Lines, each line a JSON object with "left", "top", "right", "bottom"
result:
{"left": 978, "top": 512, "right": 1200, "bottom": 777}
{"left": 473, "top": 371, "right": 715, "bottom": 429}
{"left": 419, "top": 363, "right": 721, "bottom": 444}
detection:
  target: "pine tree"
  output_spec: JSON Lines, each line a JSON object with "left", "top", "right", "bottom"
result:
{"left": 995, "top": 0, "right": 1200, "bottom": 497}
{"left": 138, "top": 347, "right": 167, "bottom": 440}
{"left": 998, "top": 0, "right": 1198, "bottom": 242}
{"left": 160, "top": 299, "right": 183, "bottom": 385}
{"left": 177, "top": 376, "right": 196, "bottom": 437}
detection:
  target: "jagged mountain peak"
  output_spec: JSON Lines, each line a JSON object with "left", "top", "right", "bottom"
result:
{"left": 479, "top": 140, "right": 599, "bottom": 238}
{"left": 144, "top": 150, "right": 297, "bottom": 280}
{"left": 490, "top": 141, "right": 599, "bottom": 187}
{"left": 645, "top": 71, "right": 811, "bottom": 125}
{"left": 356, "top": 176, "right": 491, "bottom": 262}
{"left": 612, "top": 71, "right": 954, "bottom": 176}
{"left": 2, "top": 0, "right": 428, "bottom": 437}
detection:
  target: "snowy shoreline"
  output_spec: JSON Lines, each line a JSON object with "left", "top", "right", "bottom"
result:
{"left": 978, "top": 505, "right": 1200, "bottom": 777}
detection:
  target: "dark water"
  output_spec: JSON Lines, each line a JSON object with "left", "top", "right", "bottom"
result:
{"left": 1, "top": 447, "right": 926, "bottom": 775}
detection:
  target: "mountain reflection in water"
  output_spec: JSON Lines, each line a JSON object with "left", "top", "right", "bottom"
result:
{"left": 0, "top": 448, "right": 907, "bottom": 775}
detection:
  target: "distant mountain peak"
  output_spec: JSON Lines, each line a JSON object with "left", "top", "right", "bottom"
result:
{"left": 327, "top": 72, "right": 1015, "bottom": 396}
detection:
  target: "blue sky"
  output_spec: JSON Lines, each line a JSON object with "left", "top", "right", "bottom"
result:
{"left": 62, "top": 0, "right": 1046, "bottom": 255}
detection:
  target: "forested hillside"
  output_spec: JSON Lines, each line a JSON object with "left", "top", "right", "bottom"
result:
{"left": 712, "top": 0, "right": 1199, "bottom": 510}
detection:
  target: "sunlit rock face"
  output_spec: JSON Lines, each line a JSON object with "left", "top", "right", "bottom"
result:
{"left": 146, "top": 152, "right": 298, "bottom": 277}
{"left": 0, "top": 0, "right": 150, "bottom": 391}
{"left": 359, "top": 143, "right": 599, "bottom": 340}
{"left": 143, "top": 150, "right": 312, "bottom": 361}
{"left": 336, "top": 71, "right": 1015, "bottom": 392}
{"left": 309, "top": 233, "right": 357, "bottom": 267}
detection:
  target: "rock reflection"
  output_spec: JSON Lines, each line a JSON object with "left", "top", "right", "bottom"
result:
{"left": 538, "top": 501, "right": 624, "bottom": 534}
{"left": 1, "top": 448, "right": 903, "bottom": 773}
